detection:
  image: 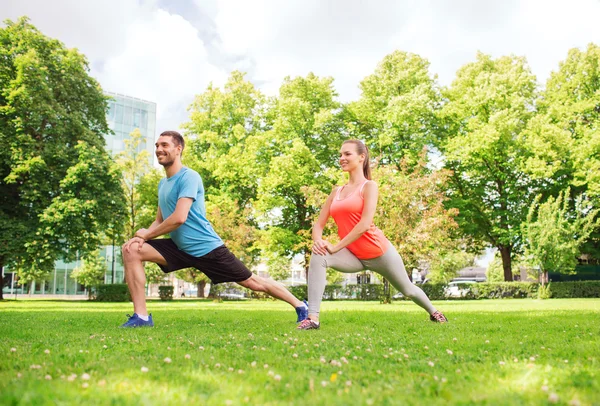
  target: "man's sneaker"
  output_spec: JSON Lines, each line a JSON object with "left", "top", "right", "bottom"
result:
{"left": 430, "top": 311, "right": 448, "bottom": 323}
{"left": 297, "top": 318, "right": 320, "bottom": 330}
{"left": 120, "top": 313, "right": 154, "bottom": 328}
{"left": 296, "top": 300, "right": 308, "bottom": 323}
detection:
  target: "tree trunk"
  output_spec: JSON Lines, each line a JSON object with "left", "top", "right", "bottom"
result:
{"left": 197, "top": 280, "right": 206, "bottom": 298}
{"left": 498, "top": 245, "right": 513, "bottom": 281}
{"left": 0, "top": 262, "right": 4, "bottom": 300}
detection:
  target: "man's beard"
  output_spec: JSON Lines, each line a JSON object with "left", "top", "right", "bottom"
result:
{"left": 158, "top": 156, "right": 174, "bottom": 168}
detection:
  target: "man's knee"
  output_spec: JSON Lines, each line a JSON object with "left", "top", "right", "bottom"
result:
{"left": 122, "top": 243, "right": 141, "bottom": 262}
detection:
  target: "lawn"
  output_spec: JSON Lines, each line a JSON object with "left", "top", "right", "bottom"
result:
{"left": 0, "top": 299, "right": 598, "bottom": 405}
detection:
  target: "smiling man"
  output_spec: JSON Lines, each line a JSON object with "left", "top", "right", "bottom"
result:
{"left": 120, "top": 130, "right": 307, "bottom": 327}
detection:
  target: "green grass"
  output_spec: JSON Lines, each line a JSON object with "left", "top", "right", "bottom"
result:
{"left": 0, "top": 299, "right": 599, "bottom": 405}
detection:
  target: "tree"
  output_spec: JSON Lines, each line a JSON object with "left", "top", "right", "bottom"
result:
{"left": 350, "top": 51, "right": 443, "bottom": 169}
{"left": 521, "top": 189, "right": 599, "bottom": 284}
{"left": 116, "top": 129, "right": 152, "bottom": 239}
{"left": 71, "top": 251, "right": 107, "bottom": 299}
{"left": 438, "top": 53, "right": 568, "bottom": 281}
{"left": 541, "top": 43, "right": 600, "bottom": 260}
{"left": 255, "top": 74, "right": 346, "bottom": 272}
{"left": 144, "top": 262, "right": 168, "bottom": 285}
{"left": 373, "top": 159, "right": 462, "bottom": 271}
{"left": 0, "top": 18, "right": 126, "bottom": 296}
{"left": 175, "top": 268, "right": 210, "bottom": 298}
{"left": 427, "top": 250, "right": 472, "bottom": 284}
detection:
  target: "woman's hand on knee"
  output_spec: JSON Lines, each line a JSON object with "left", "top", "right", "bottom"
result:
{"left": 312, "top": 239, "right": 330, "bottom": 256}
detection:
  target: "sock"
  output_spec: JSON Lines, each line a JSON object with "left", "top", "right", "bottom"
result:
{"left": 137, "top": 314, "right": 149, "bottom": 321}
{"left": 297, "top": 302, "right": 308, "bottom": 309}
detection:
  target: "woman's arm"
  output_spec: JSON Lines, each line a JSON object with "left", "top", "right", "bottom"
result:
{"left": 328, "top": 181, "right": 378, "bottom": 254}
{"left": 312, "top": 187, "right": 338, "bottom": 255}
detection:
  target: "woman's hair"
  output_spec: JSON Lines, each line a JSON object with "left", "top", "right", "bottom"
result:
{"left": 342, "top": 139, "right": 371, "bottom": 179}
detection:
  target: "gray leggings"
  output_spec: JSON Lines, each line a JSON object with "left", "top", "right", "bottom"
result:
{"left": 307, "top": 243, "right": 437, "bottom": 316}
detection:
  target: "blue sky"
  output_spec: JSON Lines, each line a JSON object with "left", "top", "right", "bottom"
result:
{"left": 2, "top": 0, "right": 600, "bottom": 137}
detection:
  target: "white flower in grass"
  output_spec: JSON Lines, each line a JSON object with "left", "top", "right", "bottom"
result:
{"left": 345, "top": 380, "right": 352, "bottom": 386}
{"left": 198, "top": 346, "right": 204, "bottom": 351}
{"left": 446, "top": 349, "right": 453, "bottom": 355}
{"left": 45, "top": 375, "right": 52, "bottom": 380}
{"left": 238, "top": 370, "right": 244, "bottom": 374}
{"left": 164, "top": 357, "right": 172, "bottom": 363}
{"left": 274, "top": 374, "right": 281, "bottom": 381}
{"left": 428, "top": 361, "right": 434, "bottom": 367}
{"left": 366, "top": 348, "right": 371, "bottom": 353}
{"left": 250, "top": 361, "right": 257, "bottom": 368}
{"left": 67, "top": 374, "right": 77, "bottom": 382}
{"left": 292, "top": 354, "right": 298, "bottom": 358}
{"left": 541, "top": 385, "right": 549, "bottom": 392}
{"left": 16, "top": 373, "right": 22, "bottom": 378}
{"left": 273, "top": 337, "right": 278, "bottom": 341}
{"left": 564, "top": 360, "right": 569, "bottom": 363}
{"left": 441, "top": 377, "right": 447, "bottom": 383}
{"left": 314, "top": 344, "right": 319, "bottom": 348}
{"left": 185, "top": 354, "right": 191, "bottom": 359}
{"left": 321, "top": 381, "right": 328, "bottom": 387}
{"left": 423, "top": 346, "right": 428, "bottom": 350}
{"left": 44, "top": 349, "right": 50, "bottom": 354}
{"left": 320, "top": 357, "right": 326, "bottom": 364}
{"left": 383, "top": 355, "right": 388, "bottom": 359}
{"left": 261, "top": 347, "right": 266, "bottom": 351}
{"left": 30, "top": 365, "right": 41, "bottom": 370}
{"left": 513, "top": 358, "right": 519, "bottom": 363}
{"left": 10, "top": 348, "right": 16, "bottom": 352}
{"left": 81, "top": 373, "right": 90, "bottom": 380}
{"left": 453, "top": 338, "right": 457, "bottom": 342}
{"left": 455, "top": 369, "right": 461, "bottom": 374}
{"left": 353, "top": 356, "right": 358, "bottom": 360}
{"left": 485, "top": 340, "right": 489, "bottom": 344}
{"left": 79, "top": 350, "right": 83, "bottom": 353}
{"left": 529, "top": 357, "right": 535, "bottom": 361}
{"left": 98, "top": 380, "right": 106, "bottom": 387}
{"left": 228, "top": 367, "right": 234, "bottom": 372}
{"left": 103, "top": 345, "right": 107, "bottom": 349}
{"left": 224, "top": 401, "right": 232, "bottom": 406}
{"left": 434, "top": 376, "right": 439, "bottom": 381}
{"left": 404, "top": 354, "right": 409, "bottom": 359}
{"left": 340, "top": 357, "right": 348, "bottom": 364}
{"left": 548, "top": 393, "right": 559, "bottom": 403}
{"left": 268, "top": 370, "right": 274, "bottom": 376}
{"left": 499, "top": 361, "right": 505, "bottom": 365}
{"left": 568, "top": 399, "right": 581, "bottom": 406}
{"left": 141, "top": 367, "right": 149, "bottom": 373}
{"left": 215, "top": 363, "right": 221, "bottom": 368}
{"left": 376, "top": 370, "right": 381, "bottom": 374}
{"left": 263, "top": 364, "right": 269, "bottom": 369}
{"left": 82, "top": 383, "right": 89, "bottom": 389}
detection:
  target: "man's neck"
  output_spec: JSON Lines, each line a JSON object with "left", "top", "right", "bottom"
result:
{"left": 164, "top": 160, "right": 183, "bottom": 178}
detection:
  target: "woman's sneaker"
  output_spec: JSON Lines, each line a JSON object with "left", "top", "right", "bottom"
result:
{"left": 297, "top": 318, "right": 320, "bottom": 330}
{"left": 429, "top": 311, "right": 448, "bottom": 323}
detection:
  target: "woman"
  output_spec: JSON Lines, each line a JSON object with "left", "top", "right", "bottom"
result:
{"left": 297, "top": 140, "right": 447, "bottom": 330}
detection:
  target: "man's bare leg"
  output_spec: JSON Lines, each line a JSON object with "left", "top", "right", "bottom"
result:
{"left": 237, "top": 274, "right": 304, "bottom": 308}
{"left": 122, "top": 240, "right": 167, "bottom": 316}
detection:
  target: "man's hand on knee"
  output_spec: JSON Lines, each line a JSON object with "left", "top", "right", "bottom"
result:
{"left": 123, "top": 237, "right": 145, "bottom": 254}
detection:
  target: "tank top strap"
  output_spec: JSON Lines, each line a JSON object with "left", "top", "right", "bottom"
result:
{"left": 359, "top": 180, "right": 372, "bottom": 199}
{"left": 335, "top": 185, "right": 344, "bottom": 200}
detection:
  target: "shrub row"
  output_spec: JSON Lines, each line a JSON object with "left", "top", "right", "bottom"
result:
{"left": 95, "top": 284, "right": 131, "bottom": 302}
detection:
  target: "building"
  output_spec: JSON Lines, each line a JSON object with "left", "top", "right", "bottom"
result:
{"left": 2, "top": 92, "right": 157, "bottom": 296}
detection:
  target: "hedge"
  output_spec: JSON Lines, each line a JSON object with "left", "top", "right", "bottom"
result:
{"left": 286, "top": 281, "right": 600, "bottom": 300}
{"left": 158, "top": 285, "right": 174, "bottom": 301}
{"left": 96, "top": 284, "right": 131, "bottom": 302}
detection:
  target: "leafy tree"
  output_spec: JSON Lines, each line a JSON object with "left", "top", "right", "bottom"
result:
{"left": 116, "top": 128, "right": 151, "bottom": 239}
{"left": 71, "top": 251, "right": 107, "bottom": 299}
{"left": 350, "top": 51, "right": 443, "bottom": 169}
{"left": 373, "top": 159, "right": 462, "bottom": 271}
{"left": 144, "top": 262, "right": 168, "bottom": 285}
{"left": 255, "top": 74, "right": 345, "bottom": 271}
{"left": 541, "top": 43, "right": 600, "bottom": 260}
{"left": 0, "top": 18, "right": 126, "bottom": 296}
{"left": 427, "top": 250, "right": 472, "bottom": 284}
{"left": 438, "top": 53, "right": 568, "bottom": 281}
{"left": 175, "top": 268, "right": 210, "bottom": 298}
{"left": 521, "top": 189, "right": 599, "bottom": 284}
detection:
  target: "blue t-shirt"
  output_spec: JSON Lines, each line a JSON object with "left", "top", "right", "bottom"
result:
{"left": 157, "top": 167, "right": 223, "bottom": 257}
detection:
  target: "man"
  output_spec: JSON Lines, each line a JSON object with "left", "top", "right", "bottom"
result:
{"left": 120, "top": 130, "right": 308, "bottom": 327}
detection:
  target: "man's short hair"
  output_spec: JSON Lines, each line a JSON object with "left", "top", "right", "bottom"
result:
{"left": 160, "top": 130, "right": 185, "bottom": 150}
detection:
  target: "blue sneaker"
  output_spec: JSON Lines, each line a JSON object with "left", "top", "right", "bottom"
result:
{"left": 295, "top": 300, "right": 308, "bottom": 323}
{"left": 120, "top": 313, "right": 154, "bottom": 328}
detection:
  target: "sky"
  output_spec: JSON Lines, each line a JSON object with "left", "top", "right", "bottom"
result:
{"left": 2, "top": 0, "right": 600, "bottom": 138}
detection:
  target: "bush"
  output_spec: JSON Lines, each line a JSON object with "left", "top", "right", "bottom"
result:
{"left": 158, "top": 285, "right": 174, "bottom": 301}
{"left": 465, "top": 282, "right": 538, "bottom": 299}
{"left": 420, "top": 283, "right": 446, "bottom": 300}
{"left": 342, "top": 284, "right": 385, "bottom": 301}
{"left": 96, "top": 284, "right": 131, "bottom": 302}
{"left": 288, "top": 285, "right": 307, "bottom": 301}
{"left": 548, "top": 281, "right": 600, "bottom": 298}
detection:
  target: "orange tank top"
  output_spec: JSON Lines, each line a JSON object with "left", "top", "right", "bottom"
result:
{"left": 329, "top": 180, "right": 389, "bottom": 260}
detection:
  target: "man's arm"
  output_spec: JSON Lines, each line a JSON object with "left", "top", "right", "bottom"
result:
{"left": 135, "top": 198, "right": 194, "bottom": 241}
